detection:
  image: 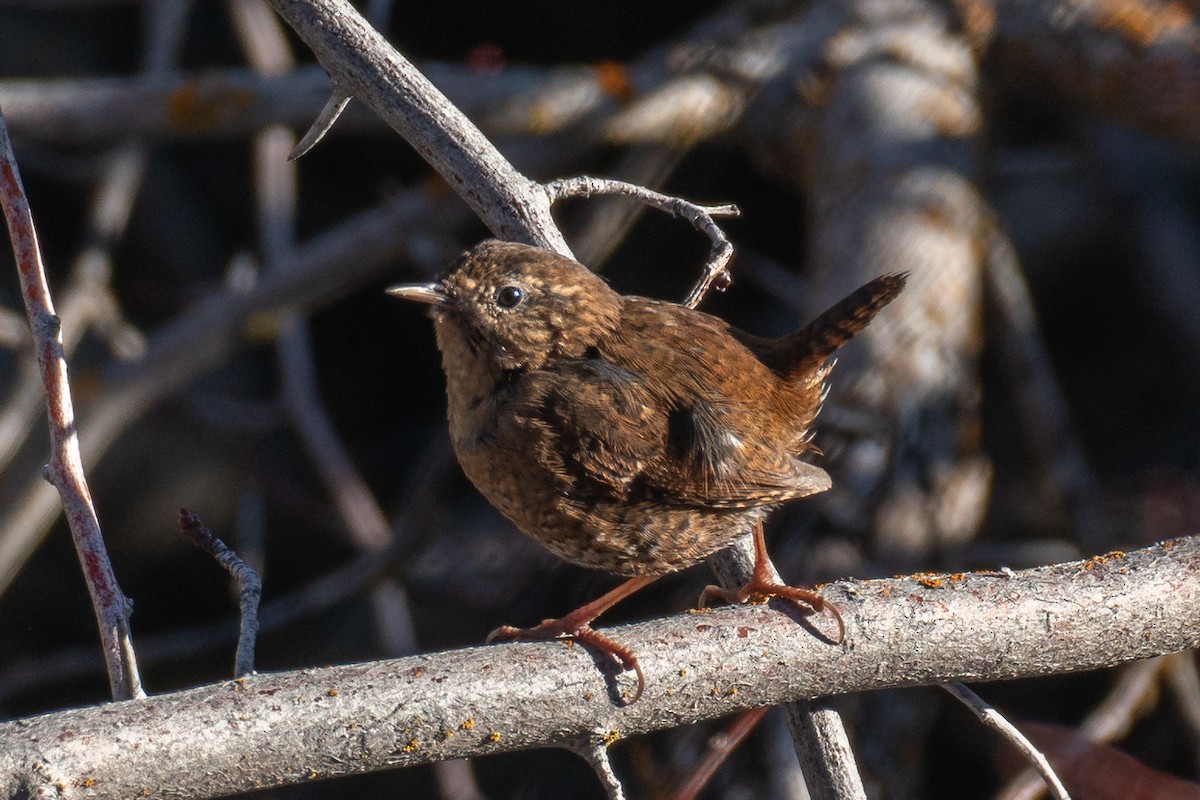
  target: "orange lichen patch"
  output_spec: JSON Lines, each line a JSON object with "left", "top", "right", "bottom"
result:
{"left": 602, "top": 729, "right": 621, "bottom": 747}
{"left": 1093, "top": 0, "right": 1193, "bottom": 46}
{"left": 488, "top": 731, "right": 503, "bottom": 743}
{"left": 678, "top": 668, "right": 688, "bottom": 677}
{"left": 441, "top": 729, "right": 455, "bottom": 740}
{"left": 595, "top": 60, "right": 635, "bottom": 103}
{"left": 77, "top": 778, "right": 96, "bottom": 789}
{"left": 409, "top": 666, "right": 425, "bottom": 679}
{"left": 912, "top": 572, "right": 945, "bottom": 588}
{"left": 402, "top": 739, "right": 420, "bottom": 753}
{"left": 460, "top": 719, "right": 475, "bottom": 731}
{"left": 948, "top": 573, "right": 968, "bottom": 582}
{"left": 1082, "top": 550, "right": 1128, "bottom": 572}
{"left": 326, "top": 689, "right": 338, "bottom": 697}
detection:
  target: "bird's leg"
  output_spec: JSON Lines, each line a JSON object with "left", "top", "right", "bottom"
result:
{"left": 699, "top": 521, "right": 845, "bottom": 643}
{"left": 486, "top": 574, "right": 658, "bottom": 701}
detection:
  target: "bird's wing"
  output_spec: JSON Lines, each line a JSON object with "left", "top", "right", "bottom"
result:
{"left": 513, "top": 358, "right": 830, "bottom": 508}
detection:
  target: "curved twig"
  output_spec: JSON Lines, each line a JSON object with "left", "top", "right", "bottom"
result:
{"left": 178, "top": 509, "right": 262, "bottom": 679}
{"left": 942, "top": 680, "right": 1071, "bottom": 800}
{"left": 543, "top": 175, "right": 740, "bottom": 308}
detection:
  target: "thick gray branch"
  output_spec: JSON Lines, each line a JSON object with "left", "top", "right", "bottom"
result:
{"left": 1, "top": 539, "right": 1195, "bottom": 799}
{"left": 265, "top": 0, "right": 568, "bottom": 251}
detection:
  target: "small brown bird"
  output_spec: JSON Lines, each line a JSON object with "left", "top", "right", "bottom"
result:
{"left": 390, "top": 240, "right": 905, "bottom": 700}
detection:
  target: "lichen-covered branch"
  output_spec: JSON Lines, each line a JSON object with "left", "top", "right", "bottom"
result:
{"left": 0, "top": 539, "right": 1194, "bottom": 799}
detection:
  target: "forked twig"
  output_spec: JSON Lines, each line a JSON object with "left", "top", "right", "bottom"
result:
{"left": 942, "top": 680, "right": 1071, "bottom": 800}
{"left": 0, "top": 106, "right": 144, "bottom": 701}
{"left": 178, "top": 509, "right": 262, "bottom": 678}
{"left": 543, "top": 176, "right": 740, "bottom": 308}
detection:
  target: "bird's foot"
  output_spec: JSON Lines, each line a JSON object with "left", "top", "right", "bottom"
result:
{"left": 698, "top": 579, "right": 845, "bottom": 644}
{"left": 487, "top": 618, "right": 645, "bottom": 703}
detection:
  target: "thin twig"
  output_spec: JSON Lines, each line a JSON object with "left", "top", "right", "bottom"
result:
{"left": 0, "top": 106, "right": 143, "bottom": 702}
{"left": 178, "top": 508, "right": 262, "bottom": 678}
{"left": 941, "top": 680, "right": 1071, "bottom": 800}
{"left": 672, "top": 706, "right": 768, "bottom": 800}
{"left": 0, "top": 535, "right": 402, "bottom": 701}
{"left": 543, "top": 175, "right": 740, "bottom": 308}
{"left": 1164, "top": 653, "right": 1200, "bottom": 766}
{"left": 995, "top": 657, "right": 1167, "bottom": 800}
{"left": 0, "top": 0, "right": 188, "bottom": 615}
{"left": 265, "top": 0, "right": 569, "bottom": 252}
{"left": 569, "top": 146, "right": 688, "bottom": 268}
{"left": 289, "top": 89, "right": 351, "bottom": 159}
{"left": 570, "top": 735, "right": 627, "bottom": 800}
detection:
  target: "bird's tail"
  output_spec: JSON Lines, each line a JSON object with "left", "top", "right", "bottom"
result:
{"left": 762, "top": 273, "right": 908, "bottom": 381}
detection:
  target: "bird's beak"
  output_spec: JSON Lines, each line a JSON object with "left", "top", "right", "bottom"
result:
{"left": 387, "top": 282, "right": 449, "bottom": 306}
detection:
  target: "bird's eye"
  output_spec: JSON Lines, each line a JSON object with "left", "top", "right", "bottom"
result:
{"left": 496, "top": 285, "right": 524, "bottom": 309}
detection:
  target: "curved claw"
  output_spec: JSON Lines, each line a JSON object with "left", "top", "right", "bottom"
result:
{"left": 485, "top": 624, "right": 528, "bottom": 644}
{"left": 699, "top": 581, "right": 845, "bottom": 644}
{"left": 572, "top": 624, "right": 645, "bottom": 703}
{"left": 485, "top": 619, "right": 645, "bottom": 703}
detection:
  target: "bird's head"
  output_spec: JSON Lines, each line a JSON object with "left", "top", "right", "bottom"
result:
{"left": 389, "top": 240, "right": 623, "bottom": 373}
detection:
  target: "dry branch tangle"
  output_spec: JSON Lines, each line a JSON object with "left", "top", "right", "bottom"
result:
{"left": 1, "top": 538, "right": 1196, "bottom": 799}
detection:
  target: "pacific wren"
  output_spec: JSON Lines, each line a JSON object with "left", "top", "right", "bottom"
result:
{"left": 390, "top": 240, "right": 905, "bottom": 700}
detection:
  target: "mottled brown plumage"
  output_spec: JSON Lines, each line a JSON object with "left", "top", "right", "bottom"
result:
{"left": 390, "top": 239, "right": 905, "bottom": 700}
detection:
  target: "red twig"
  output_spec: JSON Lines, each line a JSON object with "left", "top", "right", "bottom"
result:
{"left": 673, "top": 706, "right": 769, "bottom": 800}
{"left": 0, "top": 105, "right": 143, "bottom": 701}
